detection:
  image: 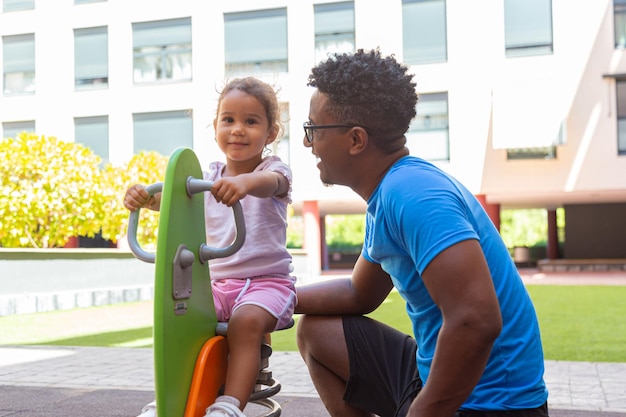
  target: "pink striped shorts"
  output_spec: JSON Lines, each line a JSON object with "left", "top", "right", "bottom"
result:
{"left": 211, "top": 276, "right": 297, "bottom": 331}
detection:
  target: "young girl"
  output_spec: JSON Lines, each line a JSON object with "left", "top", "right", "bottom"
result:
{"left": 124, "top": 77, "right": 296, "bottom": 417}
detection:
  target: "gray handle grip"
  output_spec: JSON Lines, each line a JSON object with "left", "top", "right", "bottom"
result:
{"left": 127, "top": 178, "right": 246, "bottom": 264}
{"left": 186, "top": 177, "right": 246, "bottom": 263}
{"left": 127, "top": 182, "right": 163, "bottom": 263}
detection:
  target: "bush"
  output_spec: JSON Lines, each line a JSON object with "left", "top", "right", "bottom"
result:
{"left": 0, "top": 133, "right": 167, "bottom": 248}
{"left": 0, "top": 133, "right": 104, "bottom": 248}
{"left": 99, "top": 151, "right": 167, "bottom": 248}
{"left": 499, "top": 209, "right": 547, "bottom": 248}
{"left": 326, "top": 214, "right": 365, "bottom": 253}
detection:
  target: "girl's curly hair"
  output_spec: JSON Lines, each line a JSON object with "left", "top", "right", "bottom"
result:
{"left": 308, "top": 49, "right": 418, "bottom": 153}
{"left": 217, "top": 77, "right": 283, "bottom": 138}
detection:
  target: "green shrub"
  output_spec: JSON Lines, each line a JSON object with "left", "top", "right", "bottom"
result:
{"left": 326, "top": 214, "right": 365, "bottom": 253}
{"left": 499, "top": 208, "right": 547, "bottom": 248}
{"left": 99, "top": 151, "right": 167, "bottom": 248}
{"left": 0, "top": 133, "right": 104, "bottom": 248}
{"left": 0, "top": 133, "right": 167, "bottom": 248}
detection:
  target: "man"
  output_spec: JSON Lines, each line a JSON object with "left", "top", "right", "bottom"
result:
{"left": 295, "top": 49, "right": 549, "bottom": 417}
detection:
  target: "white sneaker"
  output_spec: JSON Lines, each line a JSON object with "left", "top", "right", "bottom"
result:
{"left": 136, "top": 401, "right": 157, "bottom": 417}
{"left": 204, "top": 401, "right": 246, "bottom": 417}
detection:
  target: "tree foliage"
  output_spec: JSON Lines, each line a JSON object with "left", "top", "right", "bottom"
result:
{"left": 0, "top": 133, "right": 167, "bottom": 248}
{"left": 499, "top": 208, "right": 548, "bottom": 248}
{"left": 100, "top": 151, "right": 167, "bottom": 248}
{"left": 0, "top": 134, "right": 104, "bottom": 248}
{"left": 325, "top": 214, "right": 365, "bottom": 252}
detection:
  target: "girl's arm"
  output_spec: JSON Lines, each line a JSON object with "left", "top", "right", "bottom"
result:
{"left": 211, "top": 171, "right": 289, "bottom": 207}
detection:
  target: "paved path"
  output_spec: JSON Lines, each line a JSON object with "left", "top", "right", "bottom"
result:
{"left": 0, "top": 345, "right": 625, "bottom": 416}
{"left": 1, "top": 268, "right": 626, "bottom": 415}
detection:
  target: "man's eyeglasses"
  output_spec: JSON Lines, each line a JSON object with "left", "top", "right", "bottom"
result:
{"left": 303, "top": 121, "right": 358, "bottom": 143}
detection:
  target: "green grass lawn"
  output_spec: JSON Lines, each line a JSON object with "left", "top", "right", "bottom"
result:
{"left": 1, "top": 285, "right": 625, "bottom": 362}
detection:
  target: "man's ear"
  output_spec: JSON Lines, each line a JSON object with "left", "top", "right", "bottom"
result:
{"left": 349, "top": 126, "right": 368, "bottom": 155}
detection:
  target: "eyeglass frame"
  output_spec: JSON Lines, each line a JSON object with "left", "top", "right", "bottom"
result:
{"left": 302, "top": 121, "right": 359, "bottom": 143}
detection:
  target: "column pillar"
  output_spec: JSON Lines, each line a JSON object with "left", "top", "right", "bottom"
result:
{"left": 475, "top": 194, "right": 501, "bottom": 231}
{"left": 547, "top": 209, "right": 560, "bottom": 259}
{"left": 302, "top": 201, "right": 322, "bottom": 278}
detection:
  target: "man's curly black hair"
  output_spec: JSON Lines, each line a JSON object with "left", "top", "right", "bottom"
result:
{"left": 308, "top": 49, "right": 418, "bottom": 153}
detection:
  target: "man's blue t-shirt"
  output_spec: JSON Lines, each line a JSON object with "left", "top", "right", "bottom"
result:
{"left": 361, "top": 156, "right": 548, "bottom": 410}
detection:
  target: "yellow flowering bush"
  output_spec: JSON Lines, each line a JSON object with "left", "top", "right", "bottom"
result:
{"left": 100, "top": 151, "right": 168, "bottom": 249}
{"left": 0, "top": 133, "right": 168, "bottom": 248}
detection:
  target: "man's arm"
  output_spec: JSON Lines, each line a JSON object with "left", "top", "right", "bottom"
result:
{"left": 408, "top": 239, "right": 503, "bottom": 417}
{"left": 295, "top": 255, "right": 394, "bottom": 315}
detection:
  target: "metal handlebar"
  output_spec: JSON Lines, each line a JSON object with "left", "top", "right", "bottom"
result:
{"left": 186, "top": 177, "right": 246, "bottom": 263}
{"left": 127, "top": 182, "right": 163, "bottom": 263}
{"left": 127, "top": 178, "right": 246, "bottom": 264}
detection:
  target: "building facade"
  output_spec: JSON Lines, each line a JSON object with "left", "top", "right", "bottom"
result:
{"left": 2, "top": 0, "right": 626, "bottom": 274}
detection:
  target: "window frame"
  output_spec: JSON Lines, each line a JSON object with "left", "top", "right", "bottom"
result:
{"left": 615, "top": 0, "right": 626, "bottom": 48}
{"left": 74, "top": 26, "right": 109, "bottom": 90}
{"left": 132, "top": 17, "right": 192, "bottom": 84}
{"left": 504, "top": 0, "right": 554, "bottom": 58}
{"left": 616, "top": 79, "right": 626, "bottom": 155}
{"left": 2, "top": 120, "right": 35, "bottom": 139}
{"left": 406, "top": 92, "right": 450, "bottom": 161}
{"left": 506, "top": 146, "right": 557, "bottom": 160}
{"left": 133, "top": 110, "right": 193, "bottom": 156}
{"left": 2, "top": 33, "right": 36, "bottom": 96}
{"left": 74, "top": 116, "right": 110, "bottom": 165}
{"left": 314, "top": 2, "right": 355, "bottom": 63}
{"left": 2, "top": 0, "right": 34, "bottom": 12}
{"left": 402, "top": 0, "right": 448, "bottom": 65}
{"left": 224, "top": 8, "right": 288, "bottom": 76}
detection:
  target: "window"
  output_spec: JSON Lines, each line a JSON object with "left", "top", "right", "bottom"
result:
{"left": 406, "top": 92, "right": 449, "bottom": 161}
{"left": 314, "top": 2, "right": 355, "bottom": 63}
{"left": 402, "top": 0, "right": 447, "bottom": 64}
{"left": 617, "top": 80, "right": 626, "bottom": 155}
{"left": 615, "top": 0, "right": 626, "bottom": 48}
{"left": 133, "top": 110, "right": 192, "bottom": 156}
{"left": 506, "top": 146, "right": 557, "bottom": 160}
{"left": 2, "top": 120, "right": 35, "bottom": 139}
{"left": 504, "top": 0, "right": 553, "bottom": 57}
{"left": 2, "top": 34, "right": 35, "bottom": 95}
{"left": 132, "top": 18, "right": 192, "bottom": 84}
{"left": 2, "top": 0, "right": 33, "bottom": 11}
{"left": 74, "top": 27, "right": 108, "bottom": 90}
{"left": 224, "top": 8, "right": 288, "bottom": 76}
{"left": 75, "top": 116, "right": 109, "bottom": 165}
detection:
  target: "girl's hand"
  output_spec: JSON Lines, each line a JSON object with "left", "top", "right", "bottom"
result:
{"left": 211, "top": 177, "right": 249, "bottom": 207}
{"left": 124, "top": 184, "right": 158, "bottom": 211}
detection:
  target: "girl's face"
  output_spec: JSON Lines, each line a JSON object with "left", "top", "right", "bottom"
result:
{"left": 214, "top": 89, "right": 277, "bottom": 164}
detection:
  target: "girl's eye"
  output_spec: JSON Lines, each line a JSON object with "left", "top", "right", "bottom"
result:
{"left": 222, "top": 117, "right": 234, "bottom": 123}
{"left": 246, "top": 119, "right": 258, "bottom": 125}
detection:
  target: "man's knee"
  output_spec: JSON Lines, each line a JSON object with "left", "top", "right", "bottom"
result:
{"left": 297, "top": 315, "right": 343, "bottom": 352}
{"left": 295, "top": 314, "right": 315, "bottom": 352}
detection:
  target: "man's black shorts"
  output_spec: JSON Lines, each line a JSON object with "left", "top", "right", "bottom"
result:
{"left": 340, "top": 315, "right": 549, "bottom": 417}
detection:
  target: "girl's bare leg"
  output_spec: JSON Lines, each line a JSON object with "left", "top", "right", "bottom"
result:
{"left": 223, "top": 304, "right": 277, "bottom": 409}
